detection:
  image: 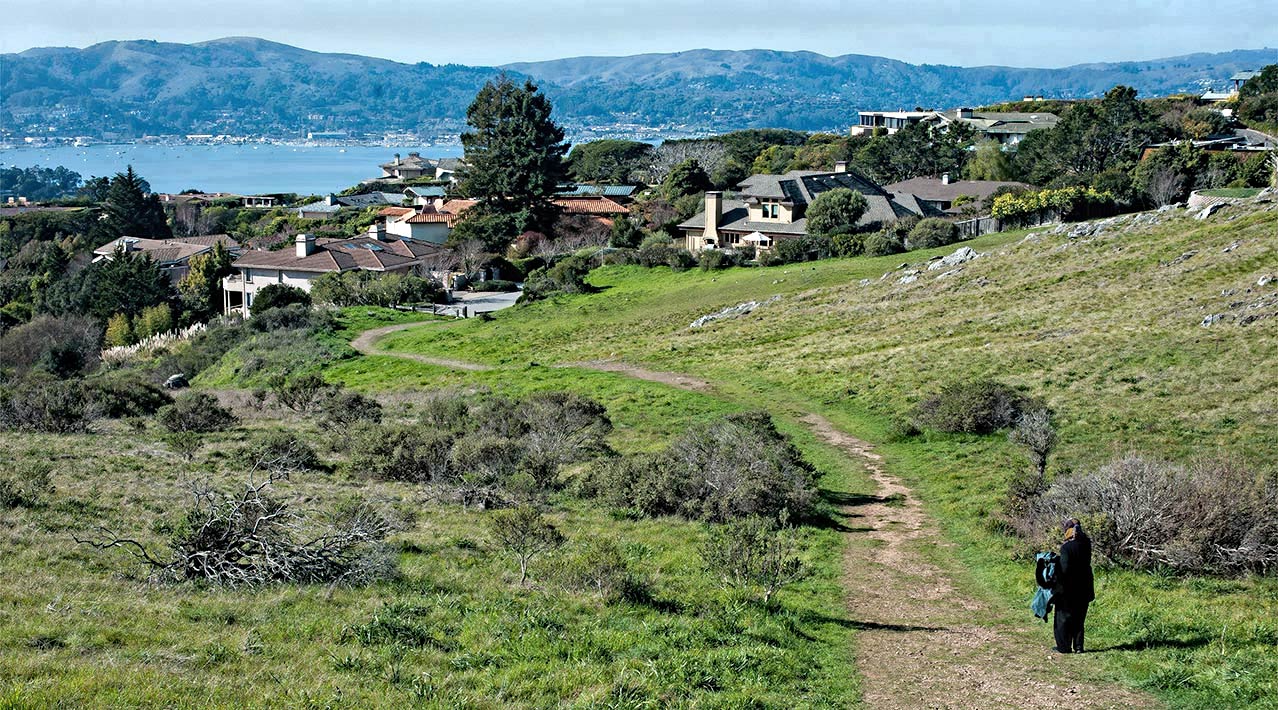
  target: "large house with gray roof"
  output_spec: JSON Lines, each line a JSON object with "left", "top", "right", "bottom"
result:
{"left": 922, "top": 108, "right": 1059, "bottom": 148}
{"left": 220, "top": 228, "right": 451, "bottom": 314}
{"left": 678, "top": 162, "right": 941, "bottom": 252}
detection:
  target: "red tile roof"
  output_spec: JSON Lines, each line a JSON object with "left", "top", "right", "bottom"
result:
{"left": 553, "top": 197, "right": 629, "bottom": 215}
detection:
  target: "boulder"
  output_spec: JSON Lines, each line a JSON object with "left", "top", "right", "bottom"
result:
{"left": 1195, "top": 203, "right": 1226, "bottom": 220}
{"left": 927, "top": 246, "right": 980, "bottom": 271}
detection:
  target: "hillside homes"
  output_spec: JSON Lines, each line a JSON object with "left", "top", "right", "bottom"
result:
{"left": 922, "top": 108, "right": 1059, "bottom": 148}
{"left": 679, "top": 162, "right": 942, "bottom": 251}
{"left": 379, "top": 153, "right": 464, "bottom": 182}
{"left": 93, "top": 234, "right": 242, "bottom": 283}
{"left": 220, "top": 229, "right": 451, "bottom": 313}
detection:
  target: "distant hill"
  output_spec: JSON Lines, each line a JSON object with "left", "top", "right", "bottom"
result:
{"left": 3, "top": 38, "right": 1276, "bottom": 136}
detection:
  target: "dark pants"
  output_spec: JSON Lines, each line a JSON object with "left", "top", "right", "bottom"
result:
{"left": 1053, "top": 601, "right": 1088, "bottom": 653}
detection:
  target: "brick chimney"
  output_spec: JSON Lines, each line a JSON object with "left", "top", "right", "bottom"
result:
{"left": 296, "top": 233, "right": 316, "bottom": 258}
{"left": 834, "top": 160, "right": 848, "bottom": 174}
{"left": 704, "top": 191, "right": 722, "bottom": 244}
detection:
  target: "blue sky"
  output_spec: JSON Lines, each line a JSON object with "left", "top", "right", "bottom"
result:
{"left": 3, "top": 0, "right": 1275, "bottom": 67}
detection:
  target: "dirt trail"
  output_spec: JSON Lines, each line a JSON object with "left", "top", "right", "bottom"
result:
{"left": 802, "top": 413, "right": 1153, "bottom": 709}
{"left": 348, "top": 323, "right": 493, "bottom": 371}
{"left": 350, "top": 326, "right": 1153, "bottom": 708}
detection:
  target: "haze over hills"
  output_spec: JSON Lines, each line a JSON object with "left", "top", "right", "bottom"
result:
{"left": 2, "top": 37, "right": 1276, "bottom": 137}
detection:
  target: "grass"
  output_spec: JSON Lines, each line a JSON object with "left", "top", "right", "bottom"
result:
{"left": 1198, "top": 187, "right": 1263, "bottom": 199}
{"left": 360, "top": 202, "right": 1278, "bottom": 708}
{"left": 0, "top": 368, "right": 864, "bottom": 707}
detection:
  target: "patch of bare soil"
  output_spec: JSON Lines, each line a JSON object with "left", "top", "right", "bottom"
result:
{"left": 802, "top": 413, "right": 1154, "bottom": 709}
{"left": 557, "top": 360, "right": 714, "bottom": 392}
{"left": 348, "top": 323, "right": 492, "bottom": 372}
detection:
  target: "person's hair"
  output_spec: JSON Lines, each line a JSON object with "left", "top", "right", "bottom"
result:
{"left": 1061, "top": 517, "right": 1080, "bottom": 531}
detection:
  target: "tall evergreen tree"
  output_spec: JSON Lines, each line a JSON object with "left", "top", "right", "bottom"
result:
{"left": 458, "top": 76, "right": 568, "bottom": 238}
{"left": 177, "top": 241, "right": 234, "bottom": 320}
{"left": 103, "top": 166, "right": 171, "bottom": 240}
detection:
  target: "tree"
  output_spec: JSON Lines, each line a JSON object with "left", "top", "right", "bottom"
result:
{"left": 1009, "top": 407, "right": 1058, "bottom": 478}
{"left": 487, "top": 506, "right": 565, "bottom": 586}
{"left": 458, "top": 75, "right": 568, "bottom": 238}
{"left": 102, "top": 166, "right": 171, "bottom": 239}
{"left": 566, "top": 140, "right": 652, "bottom": 183}
{"left": 250, "top": 284, "right": 311, "bottom": 315}
{"left": 661, "top": 159, "right": 711, "bottom": 200}
{"left": 50, "top": 245, "right": 173, "bottom": 321}
{"left": 964, "top": 140, "right": 1014, "bottom": 181}
{"left": 136, "top": 303, "right": 173, "bottom": 338}
{"left": 104, "top": 313, "right": 135, "bottom": 347}
{"left": 643, "top": 140, "right": 729, "bottom": 185}
{"left": 608, "top": 217, "right": 644, "bottom": 248}
{"left": 805, "top": 188, "right": 868, "bottom": 237}
{"left": 177, "top": 241, "right": 234, "bottom": 319}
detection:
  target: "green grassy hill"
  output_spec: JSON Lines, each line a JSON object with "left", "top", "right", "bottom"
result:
{"left": 338, "top": 200, "right": 1278, "bottom": 707}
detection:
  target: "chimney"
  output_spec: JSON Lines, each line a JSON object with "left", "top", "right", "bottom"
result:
{"left": 296, "top": 233, "right": 316, "bottom": 258}
{"left": 941, "top": 173, "right": 951, "bottom": 185}
{"left": 326, "top": 193, "right": 338, "bottom": 206}
{"left": 704, "top": 191, "right": 722, "bottom": 243}
{"left": 958, "top": 107, "right": 973, "bottom": 119}
{"left": 834, "top": 160, "right": 848, "bottom": 174}
{"left": 369, "top": 221, "right": 387, "bottom": 241}
{"left": 394, "top": 153, "right": 401, "bottom": 166}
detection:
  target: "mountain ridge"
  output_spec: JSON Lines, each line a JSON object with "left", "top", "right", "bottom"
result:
{"left": 3, "top": 38, "right": 1276, "bottom": 136}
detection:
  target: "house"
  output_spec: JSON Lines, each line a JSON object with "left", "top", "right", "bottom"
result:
{"left": 1141, "top": 131, "right": 1275, "bottom": 160}
{"left": 241, "top": 195, "right": 278, "bottom": 209}
{"left": 1202, "top": 71, "right": 1261, "bottom": 103}
{"left": 379, "top": 206, "right": 459, "bottom": 244}
{"left": 379, "top": 153, "right": 465, "bottom": 182}
{"left": 556, "top": 184, "right": 639, "bottom": 204}
{"left": 883, "top": 175, "right": 1032, "bottom": 214}
{"left": 220, "top": 230, "right": 451, "bottom": 313}
{"left": 850, "top": 111, "right": 933, "bottom": 136}
{"left": 922, "top": 109, "right": 1059, "bottom": 148}
{"left": 93, "top": 234, "right": 242, "bottom": 283}
{"left": 679, "top": 162, "right": 942, "bottom": 251}
{"left": 296, "top": 192, "right": 406, "bottom": 219}
{"left": 404, "top": 185, "right": 447, "bottom": 206}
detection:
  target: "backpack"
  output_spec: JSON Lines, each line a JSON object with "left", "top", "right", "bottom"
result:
{"left": 1035, "top": 551, "right": 1059, "bottom": 589}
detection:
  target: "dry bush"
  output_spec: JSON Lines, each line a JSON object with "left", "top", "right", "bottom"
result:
{"left": 1024, "top": 454, "right": 1278, "bottom": 575}
{"left": 0, "top": 375, "right": 103, "bottom": 433}
{"left": 76, "top": 476, "right": 397, "bottom": 587}
{"left": 551, "top": 537, "right": 649, "bottom": 601}
{"left": 156, "top": 391, "right": 236, "bottom": 433}
{"left": 0, "top": 314, "right": 101, "bottom": 377}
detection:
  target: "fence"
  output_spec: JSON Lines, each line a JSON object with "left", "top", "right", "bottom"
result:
{"left": 954, "top": 216, "right": 1004, "bottom": 239}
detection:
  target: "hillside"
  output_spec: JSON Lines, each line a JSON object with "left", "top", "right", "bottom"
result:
{"left": 346, "top": 198, "right": 1278, "bottom": 707}
{"left": 3, "top": 38, "right": 1277, "bottom": 136}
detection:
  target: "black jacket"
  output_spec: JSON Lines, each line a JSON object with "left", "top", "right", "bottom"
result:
{"left": 1053, "top": 531, "right": 1095, "bottom": 606}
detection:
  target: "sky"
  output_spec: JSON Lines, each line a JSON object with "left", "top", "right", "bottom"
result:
{"left": 2, "top": 0, "right": 1276, "bottom": 68}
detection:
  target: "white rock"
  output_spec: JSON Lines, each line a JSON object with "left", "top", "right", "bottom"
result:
{"left": 927, "top": 246, "right": 980, "bottom": 271}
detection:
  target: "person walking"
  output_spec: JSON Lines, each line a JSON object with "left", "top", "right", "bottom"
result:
{"left": 1052, "top": 517, "right": 1095, "bottom": 653}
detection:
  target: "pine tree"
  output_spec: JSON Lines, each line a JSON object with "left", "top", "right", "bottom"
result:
{"left": 103, "top": 166, "right": 171, "bottom": 239}
{"left": 458, "top": 76, "right": 568, "bottom": 239}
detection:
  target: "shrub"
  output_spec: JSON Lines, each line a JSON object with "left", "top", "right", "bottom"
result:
{"left": 701, "top": 515, "right": 808, "bottom": 605}
{"left": 552, "top": 537, "right": 647, "bottom": 600}
{"left": 522, "top": 255, "right": 593, "bottom": 302}
{"left": 831, "top": 231, "right": 866, "bottom": 257}
{"left": 0, "top": 375, "right": 102, "bottom": 433}
{"left": 347, "top": 424, "right": 455, "bottom": 484}
{"left": 487, "top": 506, "right": 565, "bottom": 586}
{"left": 268, "top": 372, "right": 335, "bottom": 413}
{"left": 912, "top": 379, "right": 1034, "bottom": 434}
{"left": 156, "top": 391, "right": 236, "bottom": 433}
{"left": 863, "top": 229, "right": 905, "bottom": 257}
{"left": 0, "top": 461, "right": 53, "bottom": 509}
{"left": 0, "top": 315, "right": 102, "bottom": 377}
{"left": 84, "top": 373, "right": 172, "bottom": 418}
{"left": 1025, "top": 455, "right": 1278, "bottom": 575}
{"left": 583, "top": 412, "right": 817, "bottom": 522}
{"left": 905, "top": 218, "right": 960, "bottom": 250}
{"left": 136, "top": 303, "right": 173, "bottom": 339}
{"left": 773, "top": 235, "right": 833, "bottom": 265}
{"left": 251, "top": 284, "right": 312, "bottom": 316}
{"left": 247, "top": 303, "right": 332, "bottom": 333}
{"left": 242, "top": 431, "right": 321, "bottom": 478}
{"left": 1008, "top": 407, "right": 1058, "bottom": 477}
{"left": 320, "top": 390, "right": 383, "bottom": 427}
{"left": 698, "top": 249, "right": 732, "bottom": 271}
{"left": 517, "top": 392, "right": 613, "bottom": 469}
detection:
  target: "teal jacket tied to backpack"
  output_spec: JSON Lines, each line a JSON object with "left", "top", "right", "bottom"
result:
{"left": 1031, "top": 551, "right": 1059, "bottom": 621}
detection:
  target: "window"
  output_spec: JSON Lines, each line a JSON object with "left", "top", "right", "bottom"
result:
{"left": 244, "top": 268, "right": 253, "bottom": 283}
